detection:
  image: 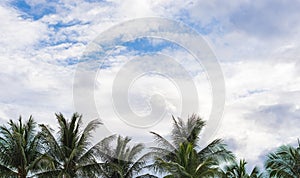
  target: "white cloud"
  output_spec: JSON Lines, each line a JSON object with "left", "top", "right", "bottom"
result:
{"left": 216, "top": 60, "right": 300, "bottom": 167}
{"left": 0, "top": 5, "right": 47, "bottom": 54}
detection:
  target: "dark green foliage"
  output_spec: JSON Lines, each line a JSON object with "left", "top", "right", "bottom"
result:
{"left": 36, "top": 113, "right": 104, "bottom": 177}
{"left": 223, "top": 159, "right": 263, "bottom": 178}
{"left": 265, "top": 140, "right": 300, "bottom": 178}
{"left": 0, "top": 116, "right": 45, "bottom": 178}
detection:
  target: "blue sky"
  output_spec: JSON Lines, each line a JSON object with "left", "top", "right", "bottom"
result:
{"left": 0, "top": 0, "right": 300, "bottom": 174}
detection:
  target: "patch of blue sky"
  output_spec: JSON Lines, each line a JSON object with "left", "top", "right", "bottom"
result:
{"left": 36, "top": 21, "right": 89, "bottom": 48}
{"left": 65, "top": 58, "right": 80, "bottom": 66}
{"left": 88, "top": 37, "right": 181, "bottom": 61}
{"left": 76, "top": 52, "right": 113, "bottom": 70}
{"left": 55, "top": 57, "right": 81, "bottom": 67}
{"left": 10, "top": 0, "right": 57, "bottom": 20}
{"left": 122, "top": 37, "right": 180, "bottom": 54}
{"left": 48, "top": 20, "right": 90, "bottom": 33}
{"left": 76, "top": 37, "right": 202, "bottom": 70}
{"left": 35, "top": 38, "right": 79, "bottom": 50}
{"left": 51, "top": 35, "right": 206, "bottom": 71}
{"left": 68, "top": 37, "right": 179, "bottom": 69}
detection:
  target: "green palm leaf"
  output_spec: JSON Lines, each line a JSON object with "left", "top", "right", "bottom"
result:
{"left": 265, "top": 140, "right": 300, "bottom": 178}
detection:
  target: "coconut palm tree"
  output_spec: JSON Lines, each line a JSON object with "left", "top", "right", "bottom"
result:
{"left": 36, "top": 113, "right": 104, "bottom": 177}
{"left": 0, "top": 116, "right": 45, "bottom": 178}
{"left": 265, "top": 140, "right": 300, "bottom": 178}
{"left": 223, "top": 159, "right": 263, "bottom": 178}
{"left": 149, "top": 114, "right": 234, "bottom": 178}
{"left": 98, "top": 135, "right": 150, "bottom": 178}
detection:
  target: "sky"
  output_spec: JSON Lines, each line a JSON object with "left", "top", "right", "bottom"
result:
{"left": 0, "top": 0, "right": 300, "bottom": 173}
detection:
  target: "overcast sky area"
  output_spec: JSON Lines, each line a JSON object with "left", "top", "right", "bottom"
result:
{"left": 0, "top": 0, "right": 300, "bottom": 171}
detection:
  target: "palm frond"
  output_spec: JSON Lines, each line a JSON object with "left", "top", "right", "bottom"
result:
{"left": 150, "top": 131, "right": 176, "bottom": 151}
{"left": 0, "top": 164, "right": 18, "bottom": 177}
{"left": 265, "top": 143, "right": 300, "bottom": 177}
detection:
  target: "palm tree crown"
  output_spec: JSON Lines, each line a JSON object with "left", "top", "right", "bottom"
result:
{"left": 37, "top": 113, "right": 103, "bottom": 177}
{"left": 0, "top": 116, "right": 43, "bottom": 178}
{"left": 98, "top": 135, "right": 149, "bottom": 178}
{"left": 150, "top": 114, "right": 234, "bottom": 177}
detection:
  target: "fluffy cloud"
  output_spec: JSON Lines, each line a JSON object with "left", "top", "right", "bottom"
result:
{"left": 217, "top": 60, "right": 300, "bottom": 167}
{"left": 230, "top": 0, "right": 300, "bottom": 38}
{"left": 0, "top": 4, "right": 47, "bottom": 54}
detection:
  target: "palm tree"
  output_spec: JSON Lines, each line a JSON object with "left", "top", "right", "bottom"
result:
{"left": 223, "top": 159, "right": 263, "bottom": 178}
{"left": 149, "top": 114, "right": 234, "bottom": 178}
{"left": 265, "top": 140, "right": 300, "bottom": 178}
{"left": 98, "top": 135, "right": 150, "bottom": 178}
{"left": 36, "top": 113, "right": 104, "bottom": 177}
{"left": 0, "top": 116, "right": 45, "bottom": 178}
